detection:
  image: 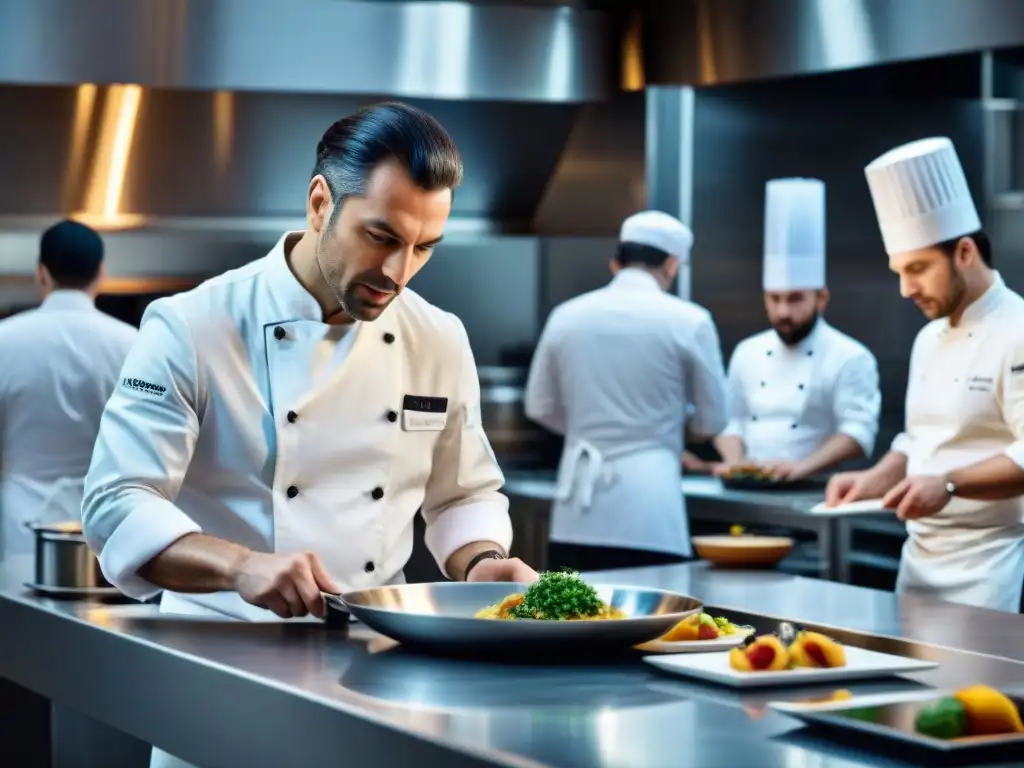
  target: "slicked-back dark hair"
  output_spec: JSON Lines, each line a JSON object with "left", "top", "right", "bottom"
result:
{"left": 313, "top": 101, "right": 463, "bottom": 226}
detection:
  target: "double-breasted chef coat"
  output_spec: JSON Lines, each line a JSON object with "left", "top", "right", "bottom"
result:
{"left": 892, "top": 272, "right": 1024, "bottom": 613}
{"left": 524, "top": 268, "right": 729, "bottom": 557}
{"left": 81, "top": 232, "right": 513, "bottom": 621}
{"left": 0, "top": 290, "right": 136, "bottom": 560}
{"left": 721, "top": 319, "right": 882, "bottom": 463}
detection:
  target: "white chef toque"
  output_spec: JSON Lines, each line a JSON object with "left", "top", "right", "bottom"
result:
{"left": 619, "top": 210, "right": 694, "bottom": 261}
{"left": 762, "top": 178, "right": 826, "bottom": 291}
{"left": 864, "top": 137, "right": 981, "bottom": 256}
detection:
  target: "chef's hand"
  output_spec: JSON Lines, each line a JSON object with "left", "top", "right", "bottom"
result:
{"left": 466, "top": 556, "right": 539, "bottom": 584}
{"left": 759, "top": 460, "right": 810, "bottom": 482}
{"left": 682, "top": 452, "right": 712, "bottom": 474}
{"left": 825, "top": 470, "right": 882, "bottom": 507}
{"left": 881, "top": 475, "right": 951, "bottom": 521}
{"left": 682, "top": 452, "right": 725, "bottom": 475}
{"left": 232, "top": 550, "right": 341, "bottom": 619}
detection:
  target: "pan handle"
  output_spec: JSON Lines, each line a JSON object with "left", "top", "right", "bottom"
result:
{"left": 322, "top": 592, "right": 351, "bottom": 619}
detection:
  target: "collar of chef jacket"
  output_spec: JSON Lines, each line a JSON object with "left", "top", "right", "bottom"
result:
{"left": 609, "top": 266, "right": 663, "bottom": 293}
{"left": 39, "top": 289, "right": 95, "bottom": 313}
{"left": 939, "top": 271, "right": 1007, "bottom": 335}
{"left": 260, "top": 231, "right": 342, "bottom": 325}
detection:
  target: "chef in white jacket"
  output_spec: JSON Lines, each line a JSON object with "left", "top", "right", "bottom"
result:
{"left": 525, "top": 211, "right": 729, "bottom": 572}
{"left": 85, "top": 102, "right": 537, "bottom": 768}
{"left": 686, "top": 179, "right": 881, "bottom": 481}
{"left": 826, "top": 136, "right": 1024, "bottom": 613}
{"left": 0, "top": 220, "right": 136, "bottom": 560}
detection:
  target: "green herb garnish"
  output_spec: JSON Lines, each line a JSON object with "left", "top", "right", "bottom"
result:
{"left": 508, "top": 570, "right": 604, "bottom": 620}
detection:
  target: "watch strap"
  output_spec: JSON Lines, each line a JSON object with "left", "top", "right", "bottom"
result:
{"left": 464, "top": 549, "right": 505, "bottom": 580}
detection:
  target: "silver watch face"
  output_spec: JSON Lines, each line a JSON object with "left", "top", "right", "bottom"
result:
{"left": 945, "top": 481, "right": 956, "bottom": 494}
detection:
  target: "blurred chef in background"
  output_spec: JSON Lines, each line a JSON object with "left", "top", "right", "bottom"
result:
{"left": 525, "top": 211, "right": 729, "bottom": 572}
{"left": 827, "top": 137, "right": 1024, "bottom": 613}
{"left": 684, "top": 178, "right": 881, "bottom": 481}
{"left": 0, "top": 221, "right": 136, "bottom": 560}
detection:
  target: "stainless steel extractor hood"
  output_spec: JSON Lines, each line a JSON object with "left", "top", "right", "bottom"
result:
{"left": 0, "top": 0, "right": 612, "bottom": 102}
{"left": 641, "top": 0, "right": 1024, "bottom": 87}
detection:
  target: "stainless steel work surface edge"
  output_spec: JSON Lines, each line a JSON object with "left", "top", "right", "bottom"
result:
{"left": 4, "top": 558, "right": 1024, "bottom": 768}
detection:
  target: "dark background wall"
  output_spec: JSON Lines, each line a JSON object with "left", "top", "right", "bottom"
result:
{"left": 689, "top": 56, "right": 987, "bottom": 458}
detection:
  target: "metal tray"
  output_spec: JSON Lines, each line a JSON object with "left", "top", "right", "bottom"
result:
{"left": 325, "top": 581, "right": 702, "bottom": 658}
{"left": 721, "top": 475, "right": 826, "bottom": 492}
{"left": 771, "top": 689, "right": 1024, "bottom": 762}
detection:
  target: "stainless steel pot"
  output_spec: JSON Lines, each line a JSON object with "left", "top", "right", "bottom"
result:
{"left": 25, "top": 521, "right": 111, "bottom": 590}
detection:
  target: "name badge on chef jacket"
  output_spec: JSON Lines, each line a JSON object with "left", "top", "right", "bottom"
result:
{"left": 402, "top": 395, "right": 449, "bottom": 432}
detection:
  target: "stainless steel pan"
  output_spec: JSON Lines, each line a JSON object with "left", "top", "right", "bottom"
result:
{"left": 325, "top": 581, "right": 701, "bottom": 656}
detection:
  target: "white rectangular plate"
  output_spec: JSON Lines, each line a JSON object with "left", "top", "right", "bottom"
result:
{"left": 809, "top": 499, "right": 889, "bottom": 515}
{"left": 643, "top": 644, "right": 938, "bottom": 688}
{"left": 769, "top": 689, "right": 1024, "bottom": 752}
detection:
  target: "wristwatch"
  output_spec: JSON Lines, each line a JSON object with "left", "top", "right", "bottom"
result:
{"left": 464, "top": 549, "right": 505, "bottom": 580}
{"left": 944, "top": 478, "right": 958, "bottom": 497}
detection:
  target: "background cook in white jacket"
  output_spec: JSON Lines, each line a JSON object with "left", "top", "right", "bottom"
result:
{"left": 82, "top": 101, "right": 536, "bottom": 626}
{"left": 685, "top": 178, "right": 881, "bottom": 481}
{"left": 0, "top": 221, "right": 136, "bottom": 560}
{"left": 525, "top": 211, "right": 729, "bottom": 572}
{"left": 827, "top": 137, "right": 1024, "bottom": 613}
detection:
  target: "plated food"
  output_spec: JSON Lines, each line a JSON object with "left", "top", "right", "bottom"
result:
{"left": 729, "top": 629, "right": 847, "bottom": 672}
{"left": 770, "top": 685, "right": 1024, "bottom": 756}
{"left": 914, "top": 685, "right": 1024, "bottom": 739}
{"left": 660, "top": 612, "right": 743, "bottom": 642}
{"left": 636, "top": 611, "right": 754, "bottom": 653}
{"left": 643, "top": 623, "right": 937, "bottom": 688}
{"left": 720, "top": 464, "right": 772, "bottom": 481}
{"left": 475, "top": 570, "right": 627, "bottom": 621}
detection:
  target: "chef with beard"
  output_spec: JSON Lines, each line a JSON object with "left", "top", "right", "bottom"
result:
{"left": 826, "top": 137, "right": 1024, "bottom": 613}
{"left": 686, "top": 178, "right": 881, "bottom": 481}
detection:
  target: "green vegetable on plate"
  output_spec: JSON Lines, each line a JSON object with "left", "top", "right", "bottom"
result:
{"left": 509, "top": 569, "right": 603, "bottom": 620}
{"left": 914, "top": 696, "right": 967, "bottom": 740}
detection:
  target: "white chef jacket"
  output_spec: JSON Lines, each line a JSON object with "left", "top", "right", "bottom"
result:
{"left": 891, "top": 272, "right": 1024, "bottom": 613}
{"left": 0, "top": 290, "right": 136, "bottom": 560}
{"left": 525, "top": 268, "right": 729, "bottom": 556}
{"left": 81, "top": 232, "right": 512, "bottom": 616}
{"left": 721, "top": 319, "right": 881, "bottom": 463}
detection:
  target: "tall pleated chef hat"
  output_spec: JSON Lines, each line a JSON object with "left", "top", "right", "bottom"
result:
{"left": 864, "top": 137, "right": 981, "bottom": 256}
{"left": 620, "top": 210, "right": 694, "bottom": 261}
{"left": 762, "top": 177, "right": 826, "bottom": 291}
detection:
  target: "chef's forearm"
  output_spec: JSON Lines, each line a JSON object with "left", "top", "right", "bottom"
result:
{"left": 799, "top": 434, "right": 864, "bottom": 475}
{"left": 867, "top": 450, "right": 908, "bottom": 488}
{"left": 137, "top": 532, "right": 252, "bottom": 593}
{"left": 713, "top": 435, "right": 746, "bottom": 464}
{"left": 445, "top": 540, "right": 508, "bottom": 582}
{"left": 946, "top": 455, "right": 1024, "bottom": 501}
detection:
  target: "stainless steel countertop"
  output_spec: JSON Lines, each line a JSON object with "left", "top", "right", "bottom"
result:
{"left": 504, "top": 471, "right": 827, "bottom": 513}
{"left": 3, "top": 556, "right": 1024, "bottom": 768}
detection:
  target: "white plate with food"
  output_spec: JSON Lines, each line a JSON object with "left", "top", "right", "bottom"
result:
{"left": 644, "top": 629, "right": 938, "bottom": 688}
{"left": 635, "top": 611, "right": 754, "bottom": 653}
{"left": 769, "top": 686, "right": 1024, "bottom": 753}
